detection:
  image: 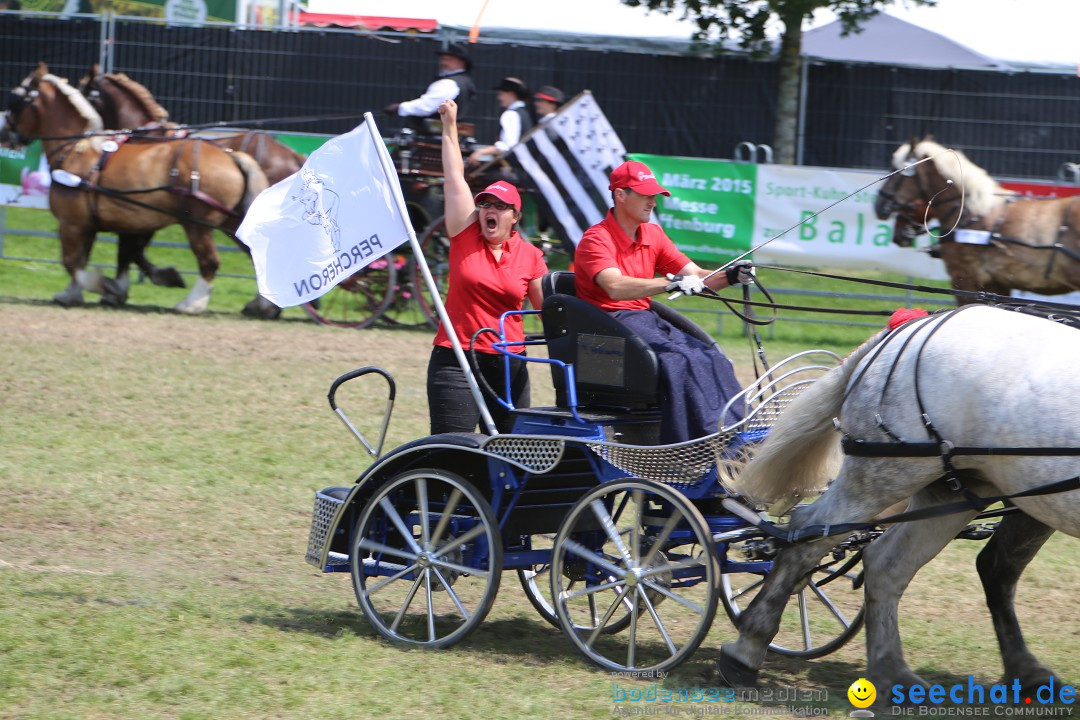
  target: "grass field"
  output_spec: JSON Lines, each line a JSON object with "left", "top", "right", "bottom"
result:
{"left": 1, "top": 211, "right": 1077, "bottom": 719}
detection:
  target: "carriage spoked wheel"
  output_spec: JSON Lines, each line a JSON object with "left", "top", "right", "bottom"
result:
{"left": 719, "top": 510, "right": 871, "bottom": 658}
{"left": 517, "top": 536, "right": 635, "bottom": 635}
{"left": 350, "top": 469, "right": 503, "bottom": 648}
{"left": 301, "top": 259, "right": 395, "bottom": 329}
{"left": 550, "top": 479, "right": 720, "bottom": 673}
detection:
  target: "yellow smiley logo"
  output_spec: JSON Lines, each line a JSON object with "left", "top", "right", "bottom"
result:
{"left": 848, "top": 678, "right": 876, "bottom": 708}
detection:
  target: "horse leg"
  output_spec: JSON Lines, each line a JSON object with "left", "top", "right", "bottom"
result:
{"left": 232, "top": 240, "right": 281, "bottom": 320}
{"left": 175, "top": 226, "right": 218, "bottom": 314}
{"left": 54, "top": 225, "right": 97, "bottom": 307}
{"left": 976, "top": 512, "right": 1060, "bottom": 693}
{"left": 101, "top": 233, "right": 147, "bottom": 307}
{"left": 131, "top": 235, "right": 186, "bottom": 289}
{"left": 861, "top": 482, "right": 981, "bottom": 691}
{"left": 716, "top": 461, "right": 928, "bottom": 685}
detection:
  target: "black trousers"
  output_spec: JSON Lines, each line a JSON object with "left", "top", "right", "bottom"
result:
{"left": 427, "top": 345, "right": 530, "bottom": 434}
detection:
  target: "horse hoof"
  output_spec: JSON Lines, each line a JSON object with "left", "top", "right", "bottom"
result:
{"left": 150, "top": 266, "right": 186, "bottom": 289}
{"left": 52, "top": 291, "right": 85, "bottom": 308}
{"left": 174, "top": 299, "right": 209, "bottom": 315}
{"left": 242, "top": 297, "right": 281, "bottom": 320}
{"left": 100, "top": 278, "right": 128, "bottom": 307}
{"left": 714, "top": 649, "right": 760, "bottom": 688}
{"left": 99, "top": 293, "right": 126, "bottom": 308}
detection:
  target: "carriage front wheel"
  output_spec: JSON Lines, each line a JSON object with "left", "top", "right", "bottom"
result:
{"left": 550, "top": 479, "right": 720, "bottom": 674}
{"left": 719, "top": 525, "right": 870, "bottom": 658}
{"left": 350, "top": 469, "right": 503, "bottom": 648}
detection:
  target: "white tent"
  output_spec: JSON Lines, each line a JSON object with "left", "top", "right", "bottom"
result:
{"left": 802, "top": 13, "right": 1009, "bottom": 69}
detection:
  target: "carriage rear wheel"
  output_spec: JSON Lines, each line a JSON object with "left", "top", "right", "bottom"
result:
{"left": 550, "top": 479, "right": 719, "bottom": 674}
{"left": 351, "top": 469, "right": 502, "bottom": 648}
{"left": 719, "top": 520, "right": 870, "bottom": 658}
{"left": 301, "top": 258, "right": 395, "bottom": 329}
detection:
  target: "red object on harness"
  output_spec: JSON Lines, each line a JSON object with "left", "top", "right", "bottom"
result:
{"left": 888, "top": 307, "right": 929, "bottom": 331}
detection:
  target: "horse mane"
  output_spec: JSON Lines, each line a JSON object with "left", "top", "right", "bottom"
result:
{"left": 42, "top": 74, "right": 104, "bottom": 148}
{"left": 104, "top": 73, "right": 170, "bottom": 123}
{"left": 914, "top": 138, "right": 1013, "bottom": 217}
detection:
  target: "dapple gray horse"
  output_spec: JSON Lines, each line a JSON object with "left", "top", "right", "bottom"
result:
{"left": 716, "top": 305, "right": 1078, "bottom": 699}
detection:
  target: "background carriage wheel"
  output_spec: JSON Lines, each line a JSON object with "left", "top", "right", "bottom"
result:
{"left": 517, "top": 539, "right": 634, "bottom": 635}
{"left": 550, "top": 479, "right": 720, "bottom": 674}
{"left": 351, "top": 469, "right": 502, "bottom": 648}
{"left": 409, "top": 215, "right": 452, "bottom": 330}
{"left": 719, "top": 521, "right": 868, "bottom": 659}
{"left": 301, "top": 258, "right": 395, "bottom": 329}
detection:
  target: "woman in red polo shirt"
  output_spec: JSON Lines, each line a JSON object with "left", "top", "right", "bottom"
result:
{"left": 427, "top": 99, "right": 548, "bottom": 434}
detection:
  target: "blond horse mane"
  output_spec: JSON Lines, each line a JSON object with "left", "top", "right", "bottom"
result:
{"left": 893, "top": 138, "right": 1014, "bottom": 218}
{"left": 105, "top": 73, "right": 170, "bottom": 123}
{"left": 729, "top": 330, "right": 891, "bottom": 506}
{"left": 41, "top": 74, "right": 104, "bottom": 152}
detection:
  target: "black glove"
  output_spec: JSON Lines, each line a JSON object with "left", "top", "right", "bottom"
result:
{"left": 725, "top": 260, "right": 754, "bottom": 286}
{"left": 664, "top": 273, "right": 706, "bottom": 296}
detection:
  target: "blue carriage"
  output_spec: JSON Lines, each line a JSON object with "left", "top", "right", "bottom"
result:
{"left": 304, "top": 271, "right": 869, "bottom": 673}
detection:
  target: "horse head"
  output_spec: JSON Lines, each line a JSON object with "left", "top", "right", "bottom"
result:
{"left": 77, "top": 67, "right": 170, "bottom": 132}
{"left": 874, "top": 138, "right": 934, "bottom": 247}
{"left": 1, "top": 63, "right": 103, "bottom": 150}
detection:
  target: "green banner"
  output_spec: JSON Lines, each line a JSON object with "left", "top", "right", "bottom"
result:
{"left": 19, "top": 0, "right": 236, "bottom": 22}
{"left": 629, "top": 153, "right": 757, "bottom": 264}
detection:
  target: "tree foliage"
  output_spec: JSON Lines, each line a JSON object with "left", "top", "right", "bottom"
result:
{"left": 620, "top": 0, "right": 936, "bottom": 163}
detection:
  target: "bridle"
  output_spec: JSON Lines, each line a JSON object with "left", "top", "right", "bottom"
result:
{"left": 1, "top": 75, "right": 40, "bottom": 147}
{"left": 879, "top": 155, "right": 968, "bottom": 246}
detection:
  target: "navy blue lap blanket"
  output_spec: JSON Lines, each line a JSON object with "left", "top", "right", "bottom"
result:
{"left": 611, "top": 309, "right": 745, "bottom": 444}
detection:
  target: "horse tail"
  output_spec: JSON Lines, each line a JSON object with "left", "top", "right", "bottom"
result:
{"left": 229, "top": 150, "right": 270, "bottom": 216}
{"left": 731, "top": 330, "right": 891, "bottom": 505}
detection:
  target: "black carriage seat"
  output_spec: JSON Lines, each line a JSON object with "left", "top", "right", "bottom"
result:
{"left": 539, "top": 270, "right": 718, "bottom": 411}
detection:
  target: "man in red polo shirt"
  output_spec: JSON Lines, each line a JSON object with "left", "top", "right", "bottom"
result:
{"left": 575, "top": 160, "right": 752, "bottom": 443}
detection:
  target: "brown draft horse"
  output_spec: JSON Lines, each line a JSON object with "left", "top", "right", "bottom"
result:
{"left": 875, "top": 137, "right": 1080, "bottom": 302}
{"left": 0, "top": 63, "right": 268, "bottom": 313}
{"left": 78, "top": 65, "right": 305, "bottom": 317}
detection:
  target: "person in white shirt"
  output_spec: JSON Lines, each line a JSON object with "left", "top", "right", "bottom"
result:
{"left": 467, "top": 76, "right": 534, "bottom": 166}
{"left": 385, "top": 42, "right": 477, "bottom": 122}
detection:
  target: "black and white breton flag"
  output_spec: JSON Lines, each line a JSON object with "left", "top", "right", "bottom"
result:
{"left": 508, "top": 91, "right": 626, "bottom": 253}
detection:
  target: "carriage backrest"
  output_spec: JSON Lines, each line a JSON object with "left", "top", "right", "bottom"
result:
{"left": 538, "top": 271, "right": 718, "bottom": 410}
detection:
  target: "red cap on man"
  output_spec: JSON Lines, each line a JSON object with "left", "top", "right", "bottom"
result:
{"left": 608, "top": 160, "right": 670, "bottom": 197}
{"left": 474, "top": 181, "right": 522, "bottom": 211}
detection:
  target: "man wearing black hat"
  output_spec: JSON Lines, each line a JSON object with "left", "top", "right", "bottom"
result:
{"left": 467, "top": 76, "right": 534, "bottom": 166}
{"left": 385, "top": 42, "right": 477, "bottom": 121}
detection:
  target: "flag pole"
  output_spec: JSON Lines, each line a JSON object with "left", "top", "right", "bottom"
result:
{"left": 365, "top": 113, "right": 498, "bottom": 436}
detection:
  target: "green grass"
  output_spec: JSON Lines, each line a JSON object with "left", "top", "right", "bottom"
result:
{"left": 2, "top": 207, "right": 1072, "bottom": 719}
{"left": 0, "top": 205, "right": 953, "bottom": 348}
{"left": 1, "top": 302, "right": 1076, "bottom": 720}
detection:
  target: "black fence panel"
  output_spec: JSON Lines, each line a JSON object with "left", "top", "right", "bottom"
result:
{"left": 0, "top": 14, "right": 101, "bottom": 89}
{"left": 1, "top": 14, "right": 1077, "bottom": 180}
{"left": 804, "top": 62, "right": 1080, "bottom": 178}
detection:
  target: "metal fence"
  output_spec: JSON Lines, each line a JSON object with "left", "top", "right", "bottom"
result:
{"left": 2, "top": 11, "right": 1078, "bottom": 179}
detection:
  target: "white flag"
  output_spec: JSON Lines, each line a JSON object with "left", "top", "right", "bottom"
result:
{"left": 509, "top": 91, "right": 626, "bottom": 250}
{"left": 237, "top": 118, "right": 409, "bottom": 307}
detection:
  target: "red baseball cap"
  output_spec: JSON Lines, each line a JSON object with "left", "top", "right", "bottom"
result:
{"left": 608, "top": 160, "right": 670, "bottom": 197}
{"left": 474, "top": 181, "right": 522, "bottom": 211}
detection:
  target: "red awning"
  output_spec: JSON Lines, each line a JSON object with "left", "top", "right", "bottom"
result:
{"left": 294, "top": 12, "right": 438, "bottom": 32}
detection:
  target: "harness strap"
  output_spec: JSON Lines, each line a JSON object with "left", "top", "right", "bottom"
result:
{"left": 776, "top": 475, "right": 1080, "bottom": 545}
{"left": 842, "top": 436, "right": 1080, "bottom": 458}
